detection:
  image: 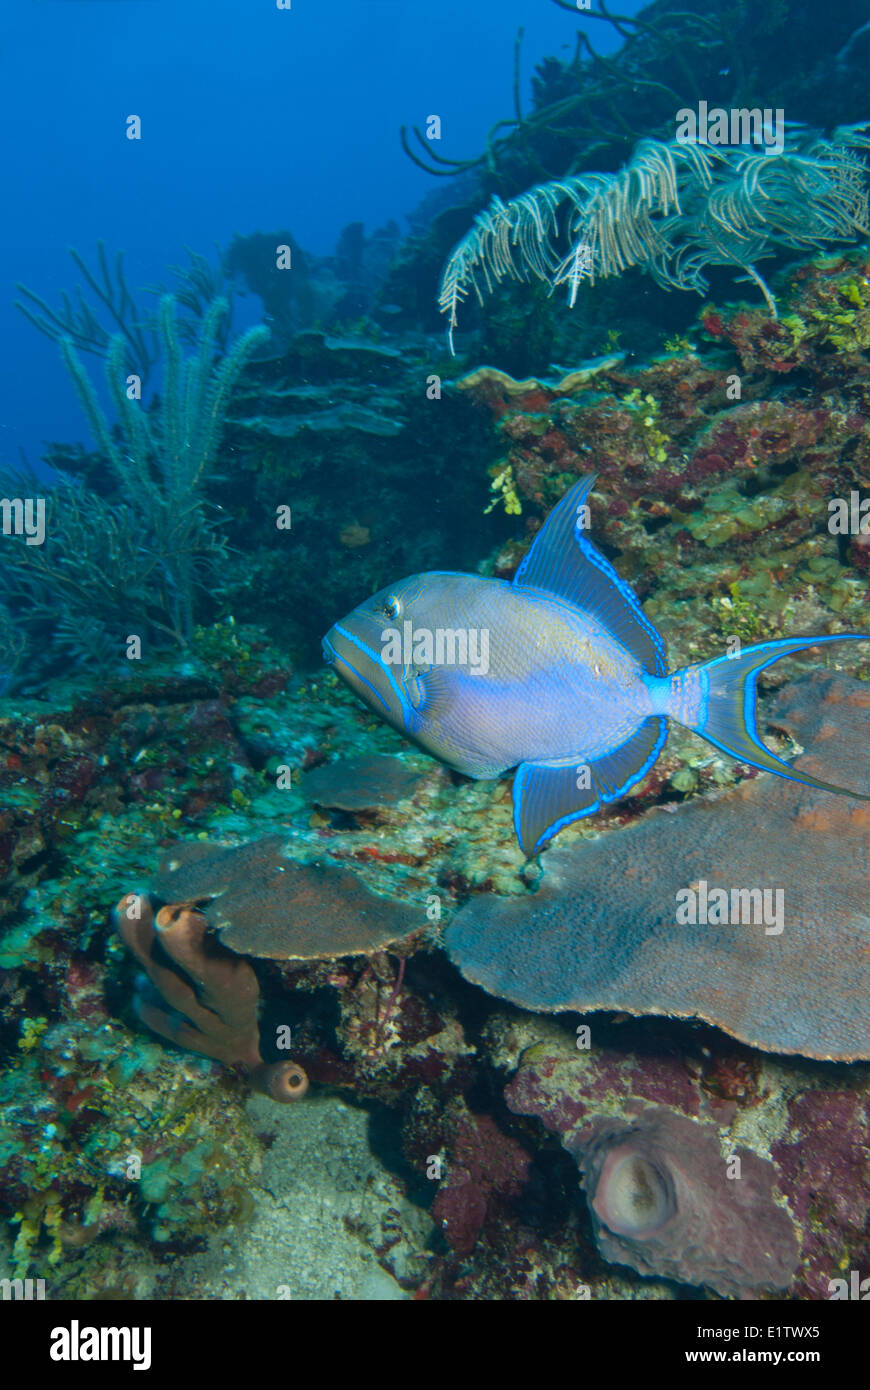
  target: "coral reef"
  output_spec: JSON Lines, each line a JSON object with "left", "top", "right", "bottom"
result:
{"left": 504, "top": 1036, "right": 807, "bottom": 1298}
{"left": 223, "top": 222, "right": 400, "bottom": 349}
{"left": 450, "top": 250, "right": 870, "bottom": 677}
{"left": 4, "top": 116, "right": 870, "bottom": 1298}
{"left": 1, "top": 623, "right": 867, "bottom": 1296}
{"left": 213, "top": 323, "right": 498, "bottom": 661}
{"left": 428, "top": 1103, "right": 532, "bottom": 1257}
{"left": 395, "top": 0, "right": 870, "bottom": 354}
{"left": 12, "top": 232, "right": 494, "bottom": 686}
{"left": 0, "top": 967, "right": 264, "bottom": 1285}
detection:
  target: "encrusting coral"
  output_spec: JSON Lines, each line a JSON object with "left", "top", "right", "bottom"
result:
{"left": 113, "top": 892, "right": 308, "bottom": 1103}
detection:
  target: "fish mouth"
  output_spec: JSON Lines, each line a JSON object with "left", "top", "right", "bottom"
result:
{"left": 322, "top": 624, "right": 396, "bottom": 719}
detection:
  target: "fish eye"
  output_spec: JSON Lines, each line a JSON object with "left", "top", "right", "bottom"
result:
{"left": 381, "top": 594, "right": 402, "bottom": 620}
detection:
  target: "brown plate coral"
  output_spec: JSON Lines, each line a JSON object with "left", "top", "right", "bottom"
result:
{"left": 301, "top": 753, "right": 426, "bottom": 815}
{"left": 150, "top": 835, "right": 425, "bottom": 960}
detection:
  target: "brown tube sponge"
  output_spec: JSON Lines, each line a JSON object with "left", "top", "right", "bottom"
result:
{"left": 114, "top": 893, "right": 307, "bottom": 1103}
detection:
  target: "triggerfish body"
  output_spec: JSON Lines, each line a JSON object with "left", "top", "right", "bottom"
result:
{"left": 323, "top": 475, "right": 869, "bottom": 856}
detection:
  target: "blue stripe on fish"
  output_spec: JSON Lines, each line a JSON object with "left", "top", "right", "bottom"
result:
{"left": 326, "top": 626, "right": 404, "bottom": 723}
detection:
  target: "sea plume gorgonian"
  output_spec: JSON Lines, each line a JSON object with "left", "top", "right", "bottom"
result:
{"left": 439, "top": 124, "right": 870, "bottom": 349}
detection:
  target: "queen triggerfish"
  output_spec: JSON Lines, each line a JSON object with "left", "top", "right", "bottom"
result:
{"left": 323, "top": 475, "right": 869, "bottom": 855}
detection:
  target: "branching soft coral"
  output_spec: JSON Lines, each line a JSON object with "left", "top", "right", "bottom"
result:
{"left": 440, "top": 125, "right": 870, "bottom": 347}
{"left": 59, "top": 296, "right": 268, "bottom": 643}
{"left": 1, "top": 297, "right": 268, "bottom": 679}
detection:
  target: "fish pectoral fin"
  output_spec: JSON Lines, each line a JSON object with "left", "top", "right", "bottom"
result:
{"left": 404, "top": 660, "right": 456, "bottom": 722}
{"left": 402, "top": 665, "right": 430, "bottom": 711}
{"left": 512, "top": 474, "right": 668, "bottom": 677}
{"left": 513, "top": 717, "right": 668, "bottom": 857}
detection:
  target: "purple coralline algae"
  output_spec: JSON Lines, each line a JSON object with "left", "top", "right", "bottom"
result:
{"left": 447, "top": 674, "right": 870, "bottom": 1061}
{"left": 771, "top": 1087, "right": 870, "bottom": 1299}
{"left": 429, "top": 1104, "right": 532, "bottom": 1256}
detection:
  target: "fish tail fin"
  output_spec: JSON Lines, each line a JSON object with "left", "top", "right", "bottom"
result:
{"left": 659, "top": 634, "right": 870, "bottom": 797}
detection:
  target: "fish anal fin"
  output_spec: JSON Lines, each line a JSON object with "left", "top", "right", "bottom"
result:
{"left": 513, "top": 716, "right": 668, "bottom": 856}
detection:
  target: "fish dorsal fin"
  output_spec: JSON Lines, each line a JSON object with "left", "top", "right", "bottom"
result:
{"left": 513, "top": 474, "right": 668, "bottom": 676}
{"left": 513, "top": 716, "right": 668, "bottom": 856}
